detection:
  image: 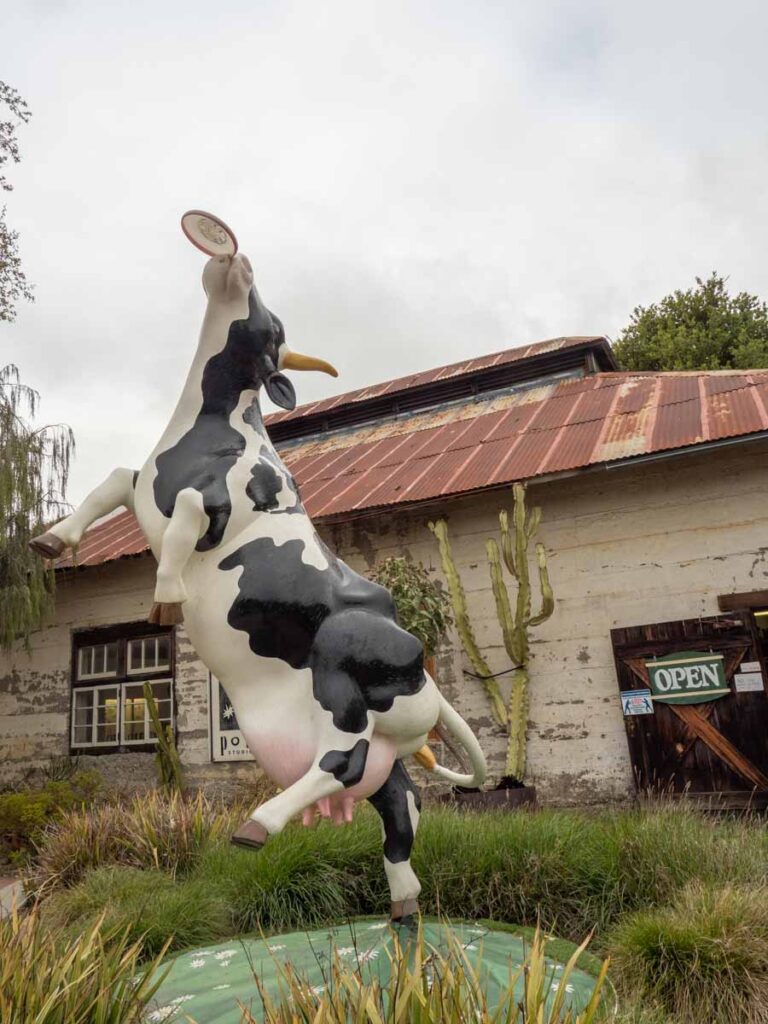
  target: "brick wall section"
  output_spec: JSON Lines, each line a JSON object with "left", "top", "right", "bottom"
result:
{"left": 1, "top": 440, "right": 767, "bottom": 804}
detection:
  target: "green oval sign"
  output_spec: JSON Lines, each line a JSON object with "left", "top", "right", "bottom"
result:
{"left": 645, "top": 651, "right": 729, "bottom": 705}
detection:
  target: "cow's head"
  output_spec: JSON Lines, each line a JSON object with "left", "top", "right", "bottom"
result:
{"left": 202, "top": 253, "right": 337, "bottom": 411}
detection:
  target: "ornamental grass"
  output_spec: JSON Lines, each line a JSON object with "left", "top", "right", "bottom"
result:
{"left": 609, "top": 880, "right": 768, "bottom": 1024}
{"left": 235, "top": 925, "right": 610, "bottom": 1024}
{"left": 0, "top": 902, "right": 169, "bottom": 1024}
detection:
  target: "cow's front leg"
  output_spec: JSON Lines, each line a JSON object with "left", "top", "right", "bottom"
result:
{"left": 29, "top": 467, "right": 137, "bottom": 558}
{"left": 368, "top": 760, "right": 422, "bottom": 925}
{"left": 232, "top": 707, "right": 373, "bottom": 849}
{"left": 149, "top": 487, "right": 207, "bottom": 626}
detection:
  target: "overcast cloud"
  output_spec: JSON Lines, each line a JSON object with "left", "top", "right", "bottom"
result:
{"left": 3, "top": 0, "right": 768, "bottom": 503}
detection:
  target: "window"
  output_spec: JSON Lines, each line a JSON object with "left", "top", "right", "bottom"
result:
{"left": 127, "top": 635, "right": 171, "bottom": 674}
{"left": 71, "top": 624, "right": 175, "bottom": 753}
{"left": 77, "top": 643, "right": 118, "bottom": 680}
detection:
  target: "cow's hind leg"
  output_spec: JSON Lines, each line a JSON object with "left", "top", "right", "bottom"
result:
{"left": 368, "top": 759, "right": 422, "bottom": 925}
{"left": 29, "top": 467, "right": 137, "bottom": 558}
{"left": 150, "top": 487, "right": 207, "bottom": 625}
{"left": 232, "top": 674, "right": 373, "bottom": 848}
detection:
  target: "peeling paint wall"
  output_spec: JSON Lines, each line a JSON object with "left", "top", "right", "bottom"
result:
{"left": 2, "top": 440, "right": 767, "bottom": 804}
{"left": 0, "top": 556, "right": 264, "bottom": 798}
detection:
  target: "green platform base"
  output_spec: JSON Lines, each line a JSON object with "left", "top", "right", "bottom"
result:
{"left": 145, "top": 919, "right": 597, "bottom": 1023}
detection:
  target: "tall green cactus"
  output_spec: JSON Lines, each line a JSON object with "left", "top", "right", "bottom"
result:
{"left": 143, "top": 682, "right": 184, "bottom": 792}
{"left": 429, "top": 482, "right": 554, "bottom": 781}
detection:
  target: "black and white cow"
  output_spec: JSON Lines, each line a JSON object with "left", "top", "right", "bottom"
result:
{"left": 30, "top": 249, "right": 486, "bottom": 922}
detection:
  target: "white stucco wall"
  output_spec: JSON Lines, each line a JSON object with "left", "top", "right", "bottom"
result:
{"left": 2, "top": 438, "right": 766, "bottom": 803}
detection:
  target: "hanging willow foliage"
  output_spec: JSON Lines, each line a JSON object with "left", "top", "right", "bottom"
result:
{"left": 0, "top": 364, "right": 74, "bottom": 650}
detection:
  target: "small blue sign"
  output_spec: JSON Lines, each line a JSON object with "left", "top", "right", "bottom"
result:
{"left": 621, "top": 689, "right": 654, "bottom": 716}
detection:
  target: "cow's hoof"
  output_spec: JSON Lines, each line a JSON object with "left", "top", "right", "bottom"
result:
{"left": 28, "top": 532, "right": 66, "bottom": 559}
{"left": 230, "top": 819, "right": 269, "bottom": 850}
{"left": 390, "top": 898, "right": 419, "bottom": 928}
{"left": 148, "top": 602, "right": 184, "bottom": 626}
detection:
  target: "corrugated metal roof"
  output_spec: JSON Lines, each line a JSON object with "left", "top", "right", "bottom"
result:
{"left": 55, "top": 367, "right": 768, "bottom": 571}
{"left": 266, "top": 336, "right": 608, "bottom": 428}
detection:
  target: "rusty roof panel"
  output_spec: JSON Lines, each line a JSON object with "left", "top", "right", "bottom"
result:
{"left": 707, "top": 385, "right": 764, "bottom": 439}
{"left": 704, "top": 374, "right": 751, "bottom": 396}
{"left": 658, "top": 375, "right": 700, "bottom": 406}
{"left": 496, "top": 428, "right": 561, "bottom": 483}
{"left": 612, "top": 377, "right": 656, "bottom": 415}
{"left": 652, "top": 397, "right": 703, "bottom": 451}
{"left": 448, "top": 437, "right": 518, "bottom": 493}
{"left": 542, "top": 417, "right": 609, "bottom": 474}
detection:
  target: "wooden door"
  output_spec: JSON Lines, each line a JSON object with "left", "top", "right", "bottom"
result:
{"left": 611, "top": 613, "right": 768, "bottom": 799}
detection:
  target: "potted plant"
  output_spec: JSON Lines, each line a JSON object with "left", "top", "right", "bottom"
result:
{"left": 366, "top": 556, "right": 453, "bottom": 680}
{"left": 429, "top": 482, "right": 555, "bottom": 809}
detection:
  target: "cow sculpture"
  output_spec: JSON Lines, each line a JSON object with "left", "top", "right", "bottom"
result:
{"left": 30, "top": 218, "right": 487, "bottom": 923}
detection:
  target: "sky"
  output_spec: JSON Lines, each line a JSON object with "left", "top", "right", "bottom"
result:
{"left": 3, "top": 0, "right": 768, "bottom": 503}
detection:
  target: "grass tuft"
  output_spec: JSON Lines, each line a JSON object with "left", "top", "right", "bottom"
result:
{"left": 0, "top": 901, "right": 170, "bottom": 1023}
{"left": 238, "top": 922, "right": 610, "bottom": 1024}
{"left": 608, "top": 880, "right": 768, "bottom": 1024}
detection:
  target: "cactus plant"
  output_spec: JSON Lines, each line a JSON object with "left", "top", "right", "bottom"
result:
{"left": 429, "top": 482, "right": 554, "bottom": 781}
{"left": 143, "top": 682, "right": 184, "bottom": 792}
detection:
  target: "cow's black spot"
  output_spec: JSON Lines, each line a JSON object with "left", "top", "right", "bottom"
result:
{"left": 219, "top": 537, "right": 424, "bottom": 732}
{"left": 319, "top": 739, "right": 369, "bottom": 787}
{"left": 246, "top": 462, "right": 283, "bottom": 512}
{"left": 153, "top": 290, "right": 282, "bottom": 550}
{"left": 243, "top": 401, "right": 305, "bottom": 515}
{"left": 368, "top": 760, "right": 421, "bottom": 863}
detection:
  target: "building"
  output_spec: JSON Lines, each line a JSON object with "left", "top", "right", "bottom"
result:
{"left": 3, "top": 334, "right": 768, "bottom": 805}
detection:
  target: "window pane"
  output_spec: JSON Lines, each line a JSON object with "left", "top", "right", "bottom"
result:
{"left": 73, "top": 725, "right": 92, "bottom": 744}
{"left": 105, "top": 643, "right": 118, "bottom": 674}
{"left": 73, "top": 691, "right": 93, "bottom": 734}
{"left": 157, "top": 637, "right": 170, "bottom": 667}
{"left": 129, "top": 639, "right": 143, "bottom": 670}
{"left": 123, "top": 689, "right": 146, "bottom": 741}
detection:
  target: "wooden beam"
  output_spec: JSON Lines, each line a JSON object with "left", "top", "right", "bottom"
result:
{"left": 718, "top": 591, "right": 768, "bottom": 612}
{"left": 668, "top": 704, "right": 768, "bottom": 790}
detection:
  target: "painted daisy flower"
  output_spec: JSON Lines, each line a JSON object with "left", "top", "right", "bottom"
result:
{"left": 357, "top": 949, "right": 380, "bottom": 962}
{"left": 190, "top": 958, "right": 206, "bottom": 969}
{"left": 212, "top": 984, "right": 231, "bottom": 991}
{"left": 214, "top": 950, "right": 237, "bottom": 960}
{"left": 146, "top": 1008, "right": 175, "bottom": 1022}
{"left": 367, "top": 922, "right": 388, "bottom": 930}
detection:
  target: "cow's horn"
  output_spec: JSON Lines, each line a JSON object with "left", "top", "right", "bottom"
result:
{"left": 281, "top": 351, "right": 339, "bottom": 377}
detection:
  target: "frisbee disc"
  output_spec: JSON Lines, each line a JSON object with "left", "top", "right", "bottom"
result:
{"left": 181, "top": 210, "right": 238, "bottom": 257}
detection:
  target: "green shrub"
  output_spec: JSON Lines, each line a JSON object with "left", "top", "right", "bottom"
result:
{"left": 608, "top": 880, "right": 768, "bottom": 1024}
{"left": 367, "top": 556, "right": 453, "bottom": 657}
{"left": 43, "top": 865, "right": 232, "bottom": 957}
{"left": 0, "top": 901, "right": 169, "bottom": 1023}
{"left": 0, "top": 770, "right": 101, "bottom": 860}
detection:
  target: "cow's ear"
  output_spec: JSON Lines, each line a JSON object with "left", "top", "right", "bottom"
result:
{"left": 265, "top": 372, "right": 297, "bottom": 410}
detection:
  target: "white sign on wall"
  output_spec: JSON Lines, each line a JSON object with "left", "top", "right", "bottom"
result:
{"left": 209, "top": 675, "right": 255, "bottom": 762}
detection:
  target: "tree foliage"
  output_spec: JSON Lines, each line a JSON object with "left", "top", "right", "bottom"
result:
{"left": 0, "top": 80, "right": 34, "bottom": 322}
{"left": 612, "top": 273, "right": 768, "bottom": 372}
{"left": 0, "top": 83, "right": 73, "bottom": 650}
{"left": 0, "top": 366, "right": 74, "bottom": 650}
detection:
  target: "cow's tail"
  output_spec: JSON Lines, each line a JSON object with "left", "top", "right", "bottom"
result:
{"left": 430, "top": 691, "right": 487, "bottom": 789}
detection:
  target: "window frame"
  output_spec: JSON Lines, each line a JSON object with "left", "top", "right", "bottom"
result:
{"left": 70, "top": 622, "right": 176, "bottom": 756}
{"left": 70, "top": 683, "right": 121, "bottom": 748}
{"left": 120, "top": 679, "right": 174, "bottom": 746}
{"left": 76, "top": 642, "right": 119, "bottom": 681}
{"left": 126, "top": 634, "right": 172, "bottom": 676}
